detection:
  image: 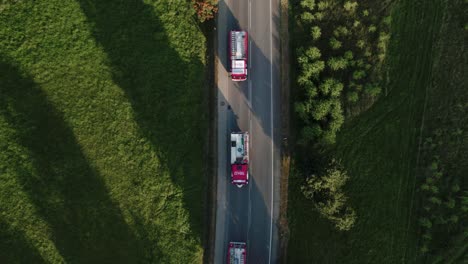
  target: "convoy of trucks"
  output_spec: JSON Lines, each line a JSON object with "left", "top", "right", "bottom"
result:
{"left": 229, "top": 31, "right": 248, "bottom": 81}
{"left": 227, "top": 30, "right": 249, "bottom": 263}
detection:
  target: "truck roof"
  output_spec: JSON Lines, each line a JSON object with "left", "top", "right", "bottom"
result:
{"left": 231, "top": 132, "right": 248, "bottom": 164}
{"left": 230, "top": 31, "right": 247, "bottom": 60}
{"left": 228, "top": 242, "right": 246, "bottom": 264}
{"left": 231, "top": 133, "right": 249, "bottom": 186}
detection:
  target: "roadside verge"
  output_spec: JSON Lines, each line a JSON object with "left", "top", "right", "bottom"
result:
{"left": 279, "top": 0, "right": 290, "bottom": 262}
{"left": 202, "top": 18, "right": 217, "bottom": 264}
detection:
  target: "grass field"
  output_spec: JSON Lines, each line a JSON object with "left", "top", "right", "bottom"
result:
{"left": 0, "top": 1, "right": 208, "bottom": 263}
{"left": 287, "top": 0, "right": 465, "bottom": 263}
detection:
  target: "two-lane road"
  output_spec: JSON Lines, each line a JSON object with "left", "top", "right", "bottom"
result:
{"left": 214, "top": 0, "right": 281, "bottom": 262}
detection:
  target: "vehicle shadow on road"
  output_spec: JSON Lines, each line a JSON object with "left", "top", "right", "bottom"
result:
{"left": 224, "top": 175, "right": 272, "bottom": 264}
{"left": 220, "top": 101, "right": 273, "bottom": 264}
{"left": 0, "top": 58, "right": 144, "bottom": 263}
{"left": 217, "top": 0, "right": 281, "bottom": 141}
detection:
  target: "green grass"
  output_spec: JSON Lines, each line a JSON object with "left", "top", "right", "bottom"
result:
{"left": 0, "top": 0, "right": 207, "bottom": 263}
{"left": 287, "top": 0, "right": 466, "bottom": 263}
{"left": 412, "top": 0, "right": 467, "bottom": 261}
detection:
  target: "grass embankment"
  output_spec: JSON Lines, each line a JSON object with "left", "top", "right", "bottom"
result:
{"left": 288, "top": 0, "right": 465, "bottom": 263}
{"left": 0, "top": 1, "right": 207, "bottom": 263}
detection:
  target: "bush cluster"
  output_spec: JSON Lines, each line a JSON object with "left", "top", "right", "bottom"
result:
{"left": 294, "top": 0, "right": 391, "bottom": 145}
{"left": 192, "top": 0, "right": 218, "bottom": 22}
{"left": 418, "top": 155, "right": 467, "bottom": 258}
{"left": 417, "top": 102, "right": 467, "bottom": 260}
{"left": 301, "top": 160, "right": 356, "bottom": 231}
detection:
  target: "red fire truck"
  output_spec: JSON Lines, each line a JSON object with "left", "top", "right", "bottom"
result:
{"left": 227, "top": 242, "right": 247, "bottom": 264}
{"left": 230, "top": 132, "right": 249, "bottom": 187}
{"left": 229, "top": 31, "right": 248, "bottom": 81}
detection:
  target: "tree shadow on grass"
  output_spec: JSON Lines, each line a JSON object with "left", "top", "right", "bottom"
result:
{"left": 0, "top": 59, "right": 145, "bottom": 263}
{"left": 76, "top": 0, "right": 207, "bottom": 252}
{"left": 0, "top": 218, "right": 45, "bottom": 264}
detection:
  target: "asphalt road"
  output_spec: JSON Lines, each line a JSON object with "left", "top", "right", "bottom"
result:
{"left": 214, "top": 0, "right": 281, "bottom": 262}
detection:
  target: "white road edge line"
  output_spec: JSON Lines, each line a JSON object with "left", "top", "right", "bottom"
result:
{"left": 249, "top": 40, "right": 252, "bottom": 70}
{"left": 247, "top": 183, "right": 252, "bottom": 249}
{"left": 248, "top": 0, "right": 252, "bottom": 30}
{"left": 249, "top": 113, "right": 252, "bottom": 139}
{"left": 268, "top": 0, "right": 274, "bottom": 262}
{"left": 248, "top": 80, "right": 252, "bottom": 108}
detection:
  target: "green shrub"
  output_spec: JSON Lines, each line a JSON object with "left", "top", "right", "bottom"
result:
{"left": 445, "top": 198, "right": 456, "bottom": 209}
{"left": 364, "top": 83, "right": 381, "bottom": 96}
{"left": 420, "top": 245, "right": 429, "bottom": 254}
{"left": 300, "top": 0, "right": 316, "bottom": 10}
{"left": 421, "top": 183, "right": 430, "bottom": 191}
{"left": 449, "top": 215, "right": 459, "bottom": 224}
{"left": 321, "top": 129, "right": 337, "bottom": 144}
{"left": 305, "top": 46, "right": 322, "bottom": 59}
{"left": 383, "top": 15, "right": 392, "bottom": 26}
{"left": 301, "top": 160, "right": 356, "bottom": 231}
{"left": 419, "top": 217, "right": 433, "bottom": 228}
{"left": 314, "top": 12, "right": 325, "bottom": 21}
{"left": 343, "top": 1, "right": 358, "bottom": 13}
{"left": 300, "top": 125, "right": 323, "bottom": 143}
{"left": 312, "top": 99, "right": 333, "bottom": 120}
{"left": 317, "top": 1, "right": 330, "bottom": 10}
{"left": 295, "top": 102, "right": 310, "bottom": 121}
{"left": 329, "top": 117, "right": 344, "bottom": 134}
{"left": 356, "top": 39, "right": 365, "bottom": 49}
{"left": 327, "top": 57, "right": 348, "bottom": 70}
{"left": 298, "top": 48, "right": 326, "bottom": 80}
{"left": 347, "top": 91, "right": 359, "bottom": 103}
{"left": 329, "top": 81, "right": 344, "bottom": 97}
{"left": 344, "top": 51, "right": 354, "bottom": 60}
{"left": 298, "top": 74, "right": 311, "bottom": 86}
{"left": 333, "top": 26, "right": 350, "bottom": 37}
{"left": 299, "top": 60, "right": 325, "bottom": 80}
{"left": 301, "top": 12, "right": 315, "bottom": 22}
{"left": 319, "top": 78, "right": 342, "bottom": 96}
{"left": 333, "top": 208, "right": 357, "bottom": 231}
{"left": 329, "top": 37, "right": 342, "bottom": 49}
{"left": 306, "top": 85, "right": 319, "bottom": 98}
{"left": 352, "top": 70, "right": 366, "bottom": 80}
{"left": 353, "top": 20, "right": 361, "bottom": 28}
{"left": 364, "top": 49, "right": 372, "bottom": 57}
{"left": 429, "top": 196, "right": 442, "bottom": 205}
{"left": 378, "top": 32, "right": 390, "bottom": 51}
{"left": 311, "top": 26, "right": 322, "bottom": 40}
